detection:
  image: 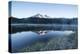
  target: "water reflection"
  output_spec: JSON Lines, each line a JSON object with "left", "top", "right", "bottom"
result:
{"left": 10, "top": 31, "right": 74, "bottom": 50}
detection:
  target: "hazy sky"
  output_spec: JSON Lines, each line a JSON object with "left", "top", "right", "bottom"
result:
{"left": 10, "top": 1, "right": 78, "bottom": 18}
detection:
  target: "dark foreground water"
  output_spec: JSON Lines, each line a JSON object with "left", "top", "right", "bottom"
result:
{"left": 9, "top": 30, "right": 78, "bottom": 53}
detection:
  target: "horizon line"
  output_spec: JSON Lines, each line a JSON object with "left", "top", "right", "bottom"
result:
{"left": 9, "top": 16, "right": 78, "bottom": 19}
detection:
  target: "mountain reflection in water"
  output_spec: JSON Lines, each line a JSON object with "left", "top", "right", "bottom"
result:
{"left": 10, "top": 31, "right": 75, "bottom": 51}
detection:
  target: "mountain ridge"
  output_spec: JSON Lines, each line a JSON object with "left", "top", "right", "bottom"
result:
{"left": 9, "top": 16, "right": 77, "bottom": 24}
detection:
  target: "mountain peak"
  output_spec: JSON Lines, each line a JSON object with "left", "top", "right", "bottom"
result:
{"left": 32, "top": 13, "right": 50, "bottom": 18}
{"left": 34, "top": 13, "right": 44, "bottom": 18}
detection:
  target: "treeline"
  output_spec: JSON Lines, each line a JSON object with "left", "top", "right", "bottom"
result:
{"left": 9, "top": 17, "right": 78, "bottom": 24}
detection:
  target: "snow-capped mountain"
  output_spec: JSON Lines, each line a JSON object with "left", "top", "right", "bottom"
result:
{"left": 32, "top": 13, "right": 50, "bottom": 18}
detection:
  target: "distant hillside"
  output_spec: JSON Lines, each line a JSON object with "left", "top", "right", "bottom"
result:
{"left": 9, "top": 15, "right": 78, "bottom": 24}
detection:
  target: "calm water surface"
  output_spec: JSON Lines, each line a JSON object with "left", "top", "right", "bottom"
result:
{"left": 10, "top": 31, "right": 74, "bottom": 50}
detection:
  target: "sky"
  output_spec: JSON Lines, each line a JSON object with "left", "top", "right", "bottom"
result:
{"left": 9, "top": 1, "right": 78, "bottom": 18}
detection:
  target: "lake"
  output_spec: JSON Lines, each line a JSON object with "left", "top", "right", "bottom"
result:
{"left": 9, "top": 30, "right": 77, "bottom": 52}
